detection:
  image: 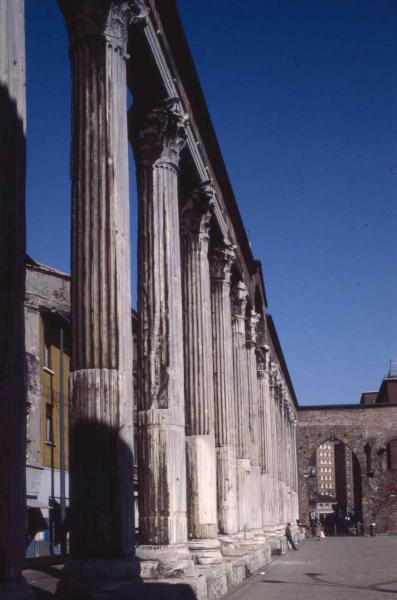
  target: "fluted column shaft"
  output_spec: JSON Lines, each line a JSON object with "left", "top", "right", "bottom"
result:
{"left": 0, "top": 1, "right": 31, "bottom": 597}
{"left": 210, "top": 245, "right": 238, "bottom": 536}
{"left": 231, "top": 283, "right": 249, "bottom": 461}
{"left": 180, "top": 184, "right": 221, "bottom": 562}
{"left": 231, "top": 282, "right": 252, "bottom": 533}
{"left": 275, "top": 385, "right": 284, "bottom": 524}
{"left": 257, "top": 366, "right": 272, "bottom": 529}
{"left": 257, "top": 368, "right": 268, "bottom": 475}
{"left": 245, "top": 311, "right": 263, "bottom": 535}
{"left": 133, "top": 100, "right": 190, "bottom": 559}
{"left": 59, "top": 0, "right": 137, "bottom": 561}
{"left": 246, "top": 312, "right": 260, "bottom": 467}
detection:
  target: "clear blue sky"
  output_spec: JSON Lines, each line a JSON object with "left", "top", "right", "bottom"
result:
{"left": 25, "top": 1, "right": 396, "bottom": 406}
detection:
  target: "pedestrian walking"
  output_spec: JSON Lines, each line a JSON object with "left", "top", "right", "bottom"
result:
{"left": 285, "top": 522, "right": 298, "bottom": 550}
{"left": 316, "top": 519, "right": 322, "bottom": 541}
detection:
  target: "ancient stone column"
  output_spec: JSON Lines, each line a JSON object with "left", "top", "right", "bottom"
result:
{"left": 257, "top": 351, "right": 275, "bottom": 536}
{"left": 210, "top": 244, "right": 239, "bottom": 546}
{"left": 133, "top": 98, "right": 193, "bottom": 574}
{"left": 245, "top": 310, "right": 263, "bottom": 539}
{"left": 291, "top": 419, "right": 299, "bottom": 521}
{"left": 180, "top": 183, "right": 222, "bottom": 564}
{"left": 279, "top": 392, "right": 288, "bottom": 525}
{"left": 58, "top": 0, "right": 139, "bottom": 592}
{"left": 0, "top": 1, "right": 32, "bottom": 598}
{"left": 275, "top": 381, "right": 284, "bottom": 527}
{"left": 231, "top": 282, "right": 251, "bottom": 536}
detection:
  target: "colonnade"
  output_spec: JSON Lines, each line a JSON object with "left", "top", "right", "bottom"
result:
{"left": 0, "top": 1, "right": 299, "bottom": 597}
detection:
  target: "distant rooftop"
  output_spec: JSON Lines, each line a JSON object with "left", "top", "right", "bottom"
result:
{"left": 360, "top": 391, "right": 378, "bottom": 405}
{"left": 26, "top": 254, "right": 69, "bottom": 279}
{"left": 388, "top": 358, "right": 397, "bottom": 378}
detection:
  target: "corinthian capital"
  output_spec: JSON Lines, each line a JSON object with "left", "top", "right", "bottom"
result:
{"left": 256, "top": 350, "right": 266, "bottom": 375}
{"left": 246, "top": 310, "right": 260, "bottom": 346}
{"left": 209, "top": 244, "right": 236, "bottom": 284}
{"left": 133, "top": 98, "right": 188, "bottom": 166}
{"left": 231, "top": 281, "right": 248, "bottom": 319}
{"left": 58, "top": 0, "right": 148, "bottom": 55}
{"left": 180, "top": 181, "right": 214, "bottom": 242}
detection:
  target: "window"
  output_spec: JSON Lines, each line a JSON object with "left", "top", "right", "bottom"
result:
{"left": 44, "top": 334, "right": 52, "bottom": 370}
{"left": 388, "top": 440, "right": 397, "bottom": 470}
{"left": 46, "top": 404, "right": 54, "bottom": 444}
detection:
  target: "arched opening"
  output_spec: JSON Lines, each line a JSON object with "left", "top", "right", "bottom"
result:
{"left": 307, "top": 437, "right": 363, "bottom": 536}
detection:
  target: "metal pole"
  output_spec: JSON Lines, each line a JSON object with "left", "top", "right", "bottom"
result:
{"left": 59, "top": 326, "right": 66, "bottom": 554}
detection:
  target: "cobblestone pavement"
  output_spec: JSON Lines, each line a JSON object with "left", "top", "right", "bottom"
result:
{"left": 226, "top": 537, "right": 397, "bottom": 600}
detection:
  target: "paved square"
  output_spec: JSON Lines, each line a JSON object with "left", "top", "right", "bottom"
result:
{"left": 226, "top": 538, "right": 397, "bottom": 599}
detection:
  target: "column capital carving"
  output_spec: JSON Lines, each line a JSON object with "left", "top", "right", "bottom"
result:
{"left": 59, "top": 0, "right": 148, "bottom": 56}
{"left": 256, "top": 353, "right": 266, "bottom": 378}
{"left": 180, "top": 181, "right": 214, "bottom": 243}
{"left": 209, "top": 243, "right": 236, "bottom": 284}
{"left": 133, "top": 98, "right": 188, "bottom": 167}
{"left": 246, "top": 310, "right": 260, "bottom": 346}
{"left": 231, "top": 280, "right": 248, "bottom": 319}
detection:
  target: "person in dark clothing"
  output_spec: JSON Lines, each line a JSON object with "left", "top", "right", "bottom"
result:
{"left": 285, "top": 522, "right": 298, "bottom": 550}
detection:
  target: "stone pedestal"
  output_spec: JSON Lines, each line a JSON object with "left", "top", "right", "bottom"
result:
{"left": 0, "top": 1, "right": 33, "bottom": 598}
{"left": 133, "top": 98, "right": 193, "bottom": 574}
{"left": 180, "top": 183, "right": 221, "bottom": 565}
{"left": 57, "top": 1, "right": 140, "bottom": 594}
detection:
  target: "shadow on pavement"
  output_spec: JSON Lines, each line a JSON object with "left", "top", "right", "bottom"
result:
{"left": 261, "top": 573, "right": 397, "bottom": 596}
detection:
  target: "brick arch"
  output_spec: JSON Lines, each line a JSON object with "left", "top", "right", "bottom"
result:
{"left": 297, "top": 405, "right": 397, "bottom": 534}
{"left": 299, "top": 428, "right": 366, "bottom": 475}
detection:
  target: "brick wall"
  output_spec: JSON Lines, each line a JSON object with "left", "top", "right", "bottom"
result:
{"left": 297, "top": 405, "right": 397, "bottom": 534}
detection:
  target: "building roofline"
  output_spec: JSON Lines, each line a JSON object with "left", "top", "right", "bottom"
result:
{"left": 153, "top": 1, "right": 261, "bottom": 277}
{"left": 266, "top": 314, "right": 299, "bottom": 408}
{"left": 298, "top": 403, "right": 397, "bottom": 411}
{"left": 26, "top": 255, "right": 70, "bottom": 279}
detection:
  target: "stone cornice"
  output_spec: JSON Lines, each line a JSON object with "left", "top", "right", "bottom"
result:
{"left": 128, "top": 3, "right": 231, "bottom": 242}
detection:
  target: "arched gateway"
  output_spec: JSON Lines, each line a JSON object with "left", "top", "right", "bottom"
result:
{"left": 297, "top": 404, "right": 397, "bottom": 535}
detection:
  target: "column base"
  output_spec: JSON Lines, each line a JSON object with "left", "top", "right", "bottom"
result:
{"left": 56, "top": 557, "right": 140, "bottom": 600}
{"left": 188, "top": 538, "right": 223, "bottom": 565}
{"left": 219, "top": 531, "right": 263, "bottom": 556}
{"left": 236, "top": 530, "right": 265, "bottom": 552}
{"left": 0, "top": 579, "right": 35, "bottom": 600}
{"left": 137, "top": 545, "right": 195, "bottom": 578}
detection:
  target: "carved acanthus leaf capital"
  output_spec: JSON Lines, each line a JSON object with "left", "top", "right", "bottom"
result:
{"left": 59, "top": 0, "right": 148, "bottom": 55}
{"left": 246, "top": 310, "right": 260, "bottom": 346}
{"left": 256, "top": 350, "right": 266, "bottom": 375}
{"left": 231, "top": 281, "right": 248, "bottom": 319}
{"left": 133, "top": 98, "right": 188, "bottom": 167}
{"left": 180, "top": 181, "right": 214, "bottom": 242}
{"left": 209, "top": 244, "right": 236, "bottom": 284}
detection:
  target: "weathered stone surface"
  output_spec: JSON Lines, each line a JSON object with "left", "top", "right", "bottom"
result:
{"left": 210, "top": 245, "right": 239, "bottom": 537}
{"left": 57, "top": 2, "right": 139, "bottom": 595}
{"left": 0, "top": 0, "right": 32, "bottom": 597}
{"left": 132, "top": 99, "right": 192, "bottom": 572}
{"left": 180, "top": 183, "right": 219, "bottom": 562}
{"left": 297, "top": 405, "right": 397, "bottom": 534}
{"left": 231, "top": 282, "right": 252, "bottom": 536}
